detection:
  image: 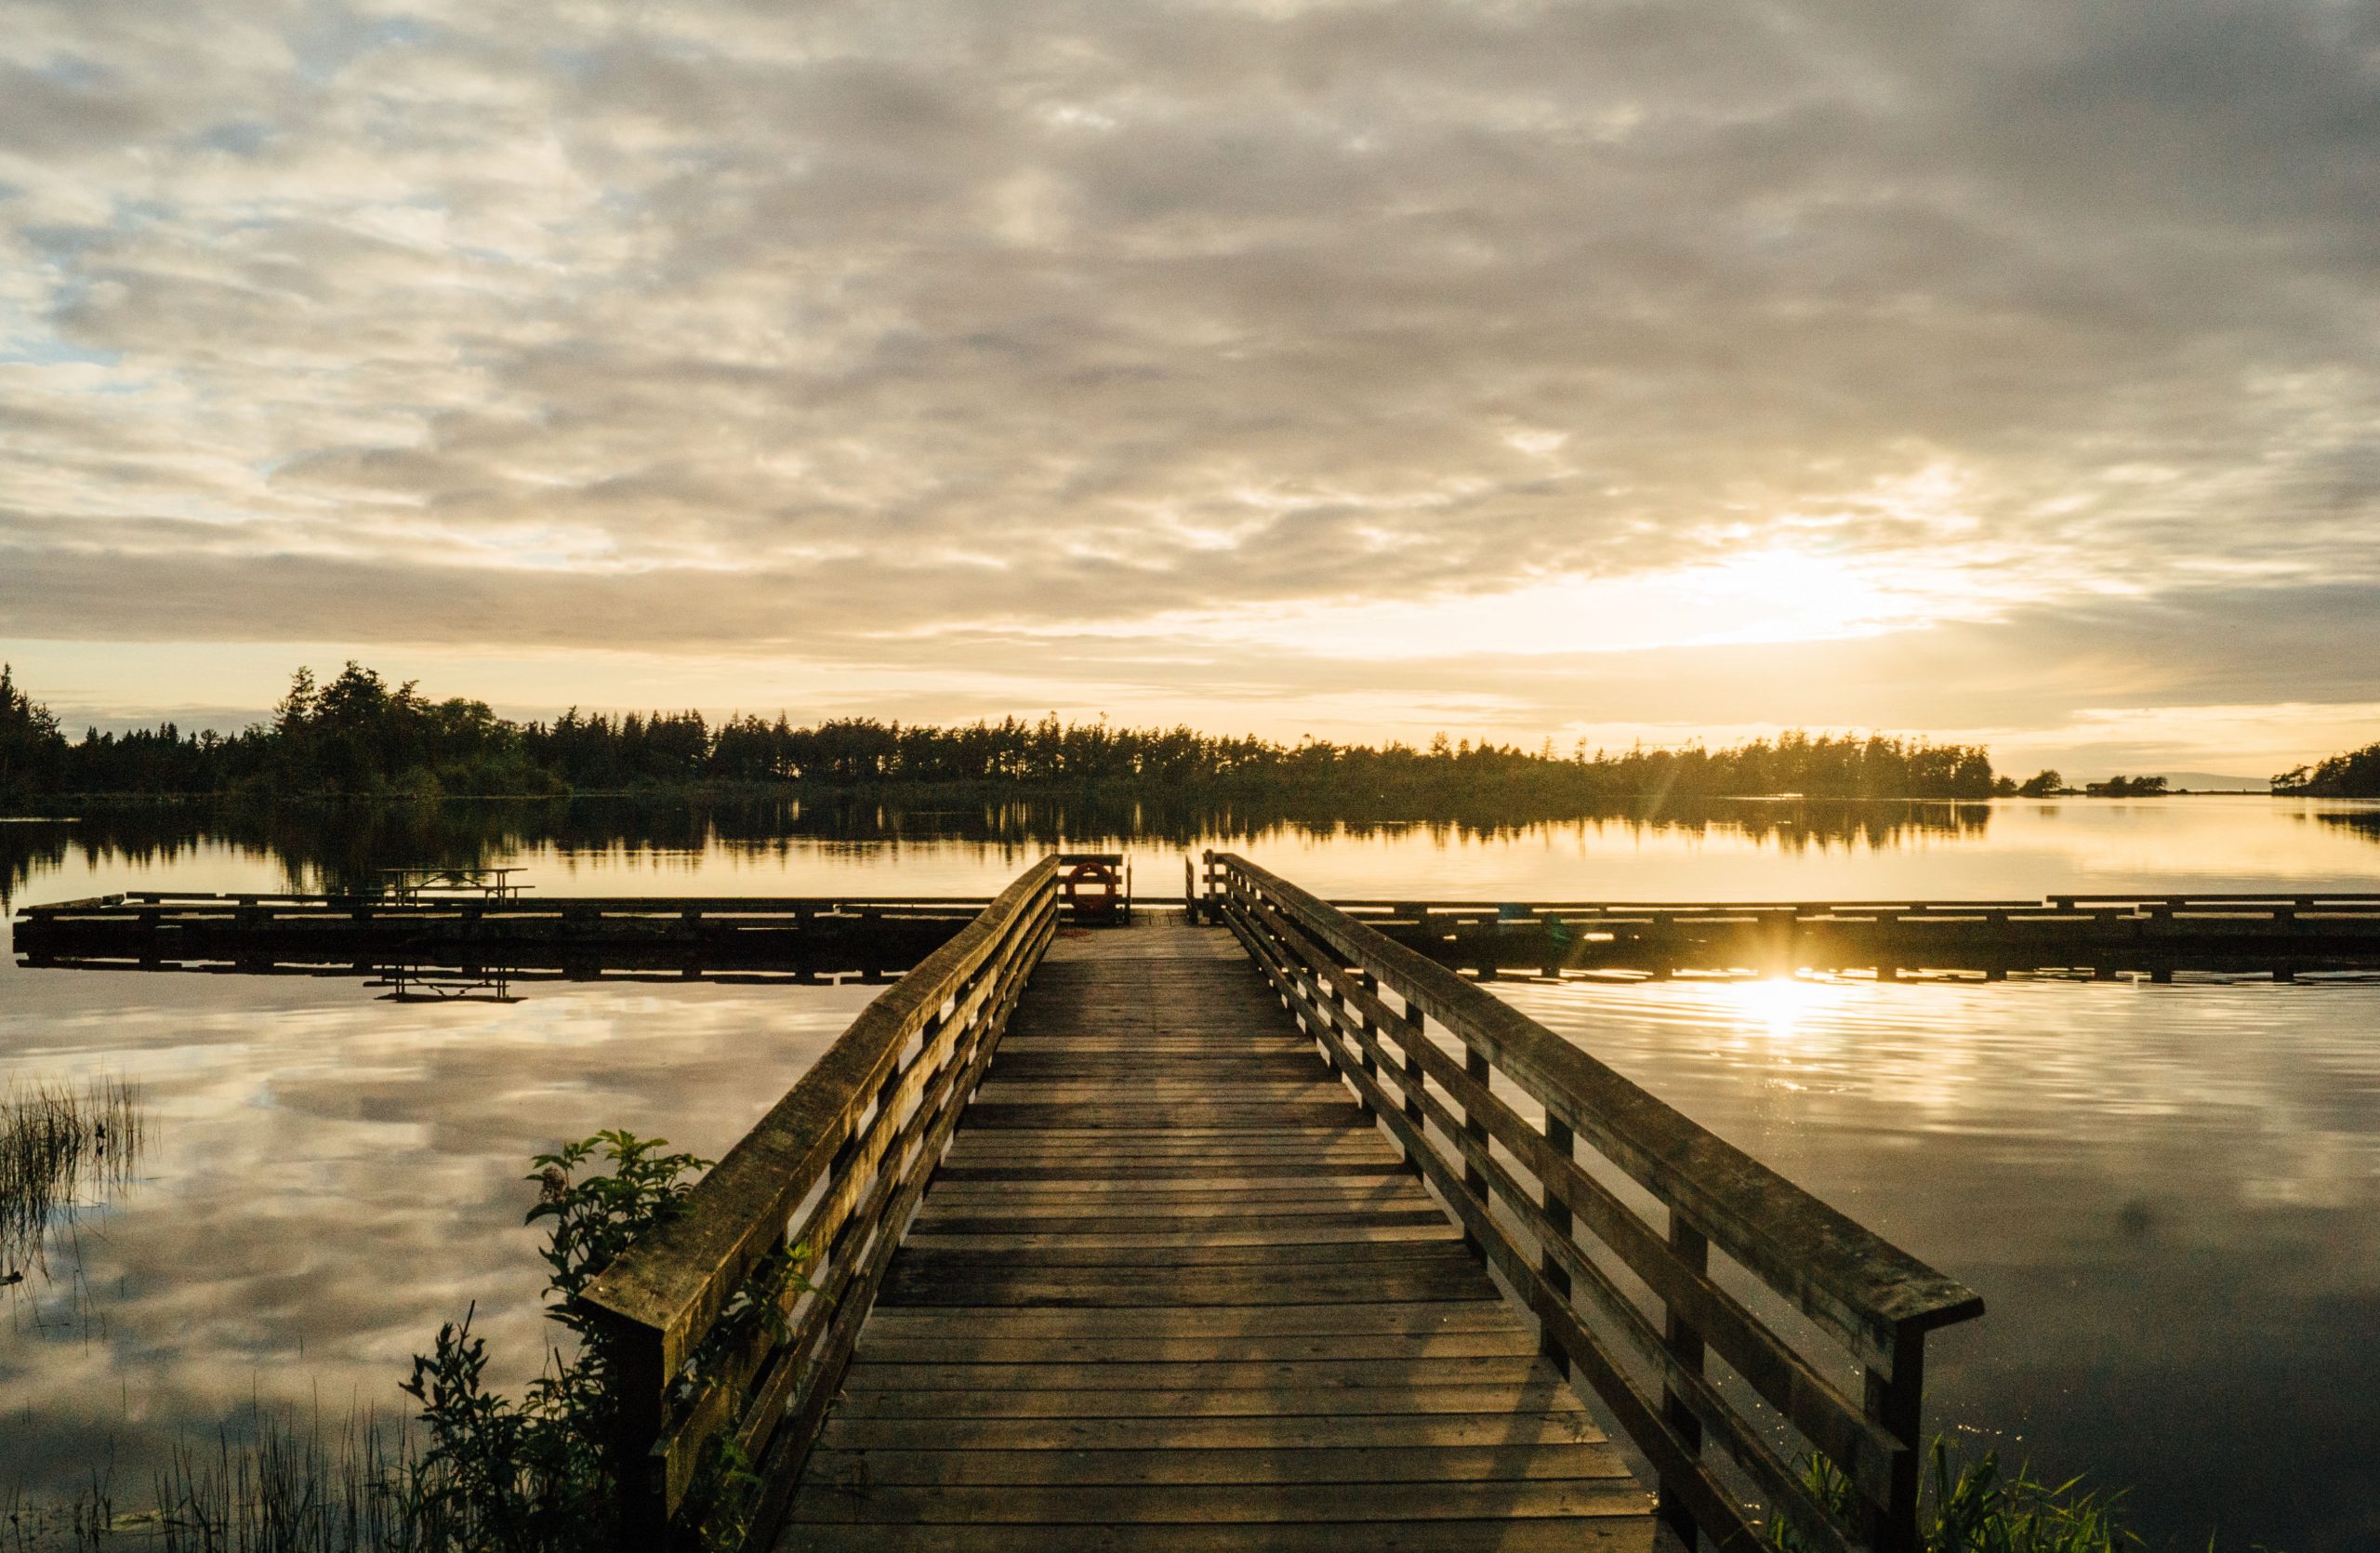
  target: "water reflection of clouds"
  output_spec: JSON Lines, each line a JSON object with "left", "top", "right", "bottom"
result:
{"left": 0, "top": 975, "right": 870, "bottom": 1495}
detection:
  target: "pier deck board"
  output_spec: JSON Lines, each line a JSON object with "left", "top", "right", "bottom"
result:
{"left": 775, "top": 915, "right": 1659, "bottom": 1549}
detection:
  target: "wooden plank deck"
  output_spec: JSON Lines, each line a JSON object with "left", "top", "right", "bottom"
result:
{"left": 777, "top": 913, "right": 1659, "bottom": 1550}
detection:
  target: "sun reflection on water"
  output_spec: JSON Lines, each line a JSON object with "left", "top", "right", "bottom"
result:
{"left": 1713, "top": 973, "right": 1856, "bottom": 1056}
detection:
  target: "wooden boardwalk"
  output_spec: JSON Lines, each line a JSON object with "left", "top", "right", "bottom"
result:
{"left": 581, "top": 857, "right": 1978, "bottom": 1552}
{"left": 776, "top": 916, "right": 1659, "bottom": 1550}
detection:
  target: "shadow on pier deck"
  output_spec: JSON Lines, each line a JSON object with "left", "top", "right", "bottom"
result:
{"left": 783, "top": 916, "right": 1646, "bottom": 1550}
{"left": 579, "top": 857, "right": 1982, "bottom": 1553}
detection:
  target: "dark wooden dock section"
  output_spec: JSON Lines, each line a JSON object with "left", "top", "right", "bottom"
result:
{"left": 8, "top": 890, "right": 987, "bottom": 982}
{"left": 21, "top": 880, "right": 2380, "bottom": 987}
{"left": 1329, "top": 888, "right": 2380, "bottom": 983}
{"left": 781, "top": 917, "right": 1652, "bottom": 1549}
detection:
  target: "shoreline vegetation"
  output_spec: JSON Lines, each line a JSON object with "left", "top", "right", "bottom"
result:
{"left": 3, "top": 660, "right": 2016, "bottom": 807}
{"left": 2272, "top": 740, "right": 2380, "bottom": 798}
{"left": 11, "top": 660, "right": 2360, "bottom": 810}
{"left": 1, "top": 1078, "right": 143, "bottom": 1286}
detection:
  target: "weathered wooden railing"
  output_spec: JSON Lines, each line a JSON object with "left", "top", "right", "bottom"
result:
{"left": 1209, "top": 851, "right": 1984, "bottom": 1553}
{"left": 575, "top": 856, "right": 1060, "bottom": 1546}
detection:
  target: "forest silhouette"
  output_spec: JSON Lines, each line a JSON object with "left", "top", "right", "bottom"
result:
{"left": 3, "top": 660, "right": 2013, "bottom": 806}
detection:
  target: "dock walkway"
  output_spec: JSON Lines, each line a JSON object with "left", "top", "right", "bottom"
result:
{"left": 777, "top": 916, "right": 1655, "bottom": 1549}
{"left": 577, "top": 856, "right": 1981, "bottom": 1553}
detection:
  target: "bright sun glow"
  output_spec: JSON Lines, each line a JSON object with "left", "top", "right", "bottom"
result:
{"left": 1192, "top": 545, "right": 2003, "bottom": 660}
{"left": 1718, "top": 975, "right": 1851, "bottom": 1052}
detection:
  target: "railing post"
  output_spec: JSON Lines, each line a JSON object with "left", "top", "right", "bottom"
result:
{"left": 1540, "top": 1117, "right": 1573, "bottom": 1368}
{"left": 1353, "top": 972, "right": 1382, "bottom": 1121}
{"left": 1659, "top": 1215, "right": 1709, "bottom": 1550}
{"left": 1459, "top": 1047, "right": 1492, "bottom": 1254}
{"left": 1863, "top": 1330, "right": 1927, "bottom": 1553}
{"left": 598, "top": 1319, "right": 668, "bottom": 1549}
{"left": 1461, "top": 1049, "right": 1491, "bottom": 1197}
{"left": 1399, "top": 1003, "right": 1427, "bottom": 1176}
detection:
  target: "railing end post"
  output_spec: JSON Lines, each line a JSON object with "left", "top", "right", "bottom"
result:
{"left": 580, "top": 1301, "right": 669, "bottom": 1549}
{"left": 1861, "top": 1327, "right": 1928, "bottom": 1553}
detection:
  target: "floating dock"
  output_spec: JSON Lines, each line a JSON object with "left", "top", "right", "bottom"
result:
{"left": 1337, "top": 890, "right": 2380, "bottom": 982}
{"left": 18, "top": 882, "right": 2380, "bottom": 985}
{"left": 8, "top": 890, "right": 988, "bottom": 982}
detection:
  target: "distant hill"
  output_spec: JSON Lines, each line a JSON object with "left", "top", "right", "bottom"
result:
{"left": 2158, "top": 772, "right": 2270, "bottom": 792}
{"left": 2055, "top": 772, "right": 2268, "bottom": 792}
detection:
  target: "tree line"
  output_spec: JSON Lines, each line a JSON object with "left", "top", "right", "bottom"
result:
{"left": 1, "top": 661, "right": 2006, "bottom": 805}
{"left": 2273, "top": 740, "right": 2380, "bottom": 798}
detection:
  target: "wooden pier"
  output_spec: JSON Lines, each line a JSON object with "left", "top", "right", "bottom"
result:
{"left": 576, "top": 857, "right": 1984, "bottom": 1553}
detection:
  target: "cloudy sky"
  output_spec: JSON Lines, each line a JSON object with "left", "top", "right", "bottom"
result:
{"left": 4, "top": 0, "right": 2377, "bottom": 776}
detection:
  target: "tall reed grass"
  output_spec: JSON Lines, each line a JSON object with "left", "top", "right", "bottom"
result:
{"left": 2, "top": 1409, "right": 429, "bottom": 1553}
{"left": 0, "top": 1078, "right": 143, "bottom": 1280}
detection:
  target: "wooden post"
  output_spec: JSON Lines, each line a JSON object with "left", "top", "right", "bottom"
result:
{"left": 599, "top": 1318, "right": 668, "bottom": 1548}
{"left": 1353, "top": 972, "right": 1381, "bottom": 1121}
{"left": 1658, "top": 1215, "right": 1709, "bottom": 1550}
{"left": 1862, "top": 1330, "right": 1927, "bottom": 1553}
{"left": 1400, "top": 1007, "right": 1427, "bottom": 1176}
{"left": 1540, "top": 1117, "right": 1574, "bottom": 1368}
{"left": 1461, "top": 1048, "right": 1491, "bottom": 1252}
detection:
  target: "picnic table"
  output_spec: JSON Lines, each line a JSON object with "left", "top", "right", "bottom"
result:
{"left": 378, "top": 867, "right": 530, "bottom": 901}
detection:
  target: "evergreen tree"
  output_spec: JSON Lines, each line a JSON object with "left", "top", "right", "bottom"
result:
{"left": 0, "top": 664, "right": 67, "bottom": 800}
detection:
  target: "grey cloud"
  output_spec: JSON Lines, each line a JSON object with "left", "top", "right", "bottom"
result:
{"left": 2, "top": 0, "right": 2378, "bottom": 724}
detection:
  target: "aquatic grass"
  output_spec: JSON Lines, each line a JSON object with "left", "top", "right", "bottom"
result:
{"left": 0, "top": 1078, "right": 144, "bottom": 1282}
{"left": 2, "top": 1408, "right": 426, "bottom": 1553}
{"left": 133, "top": 1411, "right": 429, "bottom": 1553}
{"left": 1771, "top": 1438, "right": 2147, "bottom": 1553}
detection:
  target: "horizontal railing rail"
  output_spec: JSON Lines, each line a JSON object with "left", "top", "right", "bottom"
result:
{"left": 1209, "top": 852, "right": 1984, "bottom": 1553}
{"left": 575, "top": 856, "right": 1061, "bottom": 1547}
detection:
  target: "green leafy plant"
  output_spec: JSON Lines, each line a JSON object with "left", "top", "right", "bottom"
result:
{"left": 1771, "top": 1437, "right": 2146, "bottom": 1553}
{"left": 399, "top": 1130, "right": 710, "bottom": 1552}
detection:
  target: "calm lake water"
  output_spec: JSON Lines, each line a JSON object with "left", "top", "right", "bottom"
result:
{"left": 3, "top": 795, "right": 2376, "bottom": 1549}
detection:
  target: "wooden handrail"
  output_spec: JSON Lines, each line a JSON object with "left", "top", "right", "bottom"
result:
{"left": 1208, "top": 851, "right": 1983, "bottom": 1553}
{"left": 575, "top": 856, "right": 1061, "bottom": 1546}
